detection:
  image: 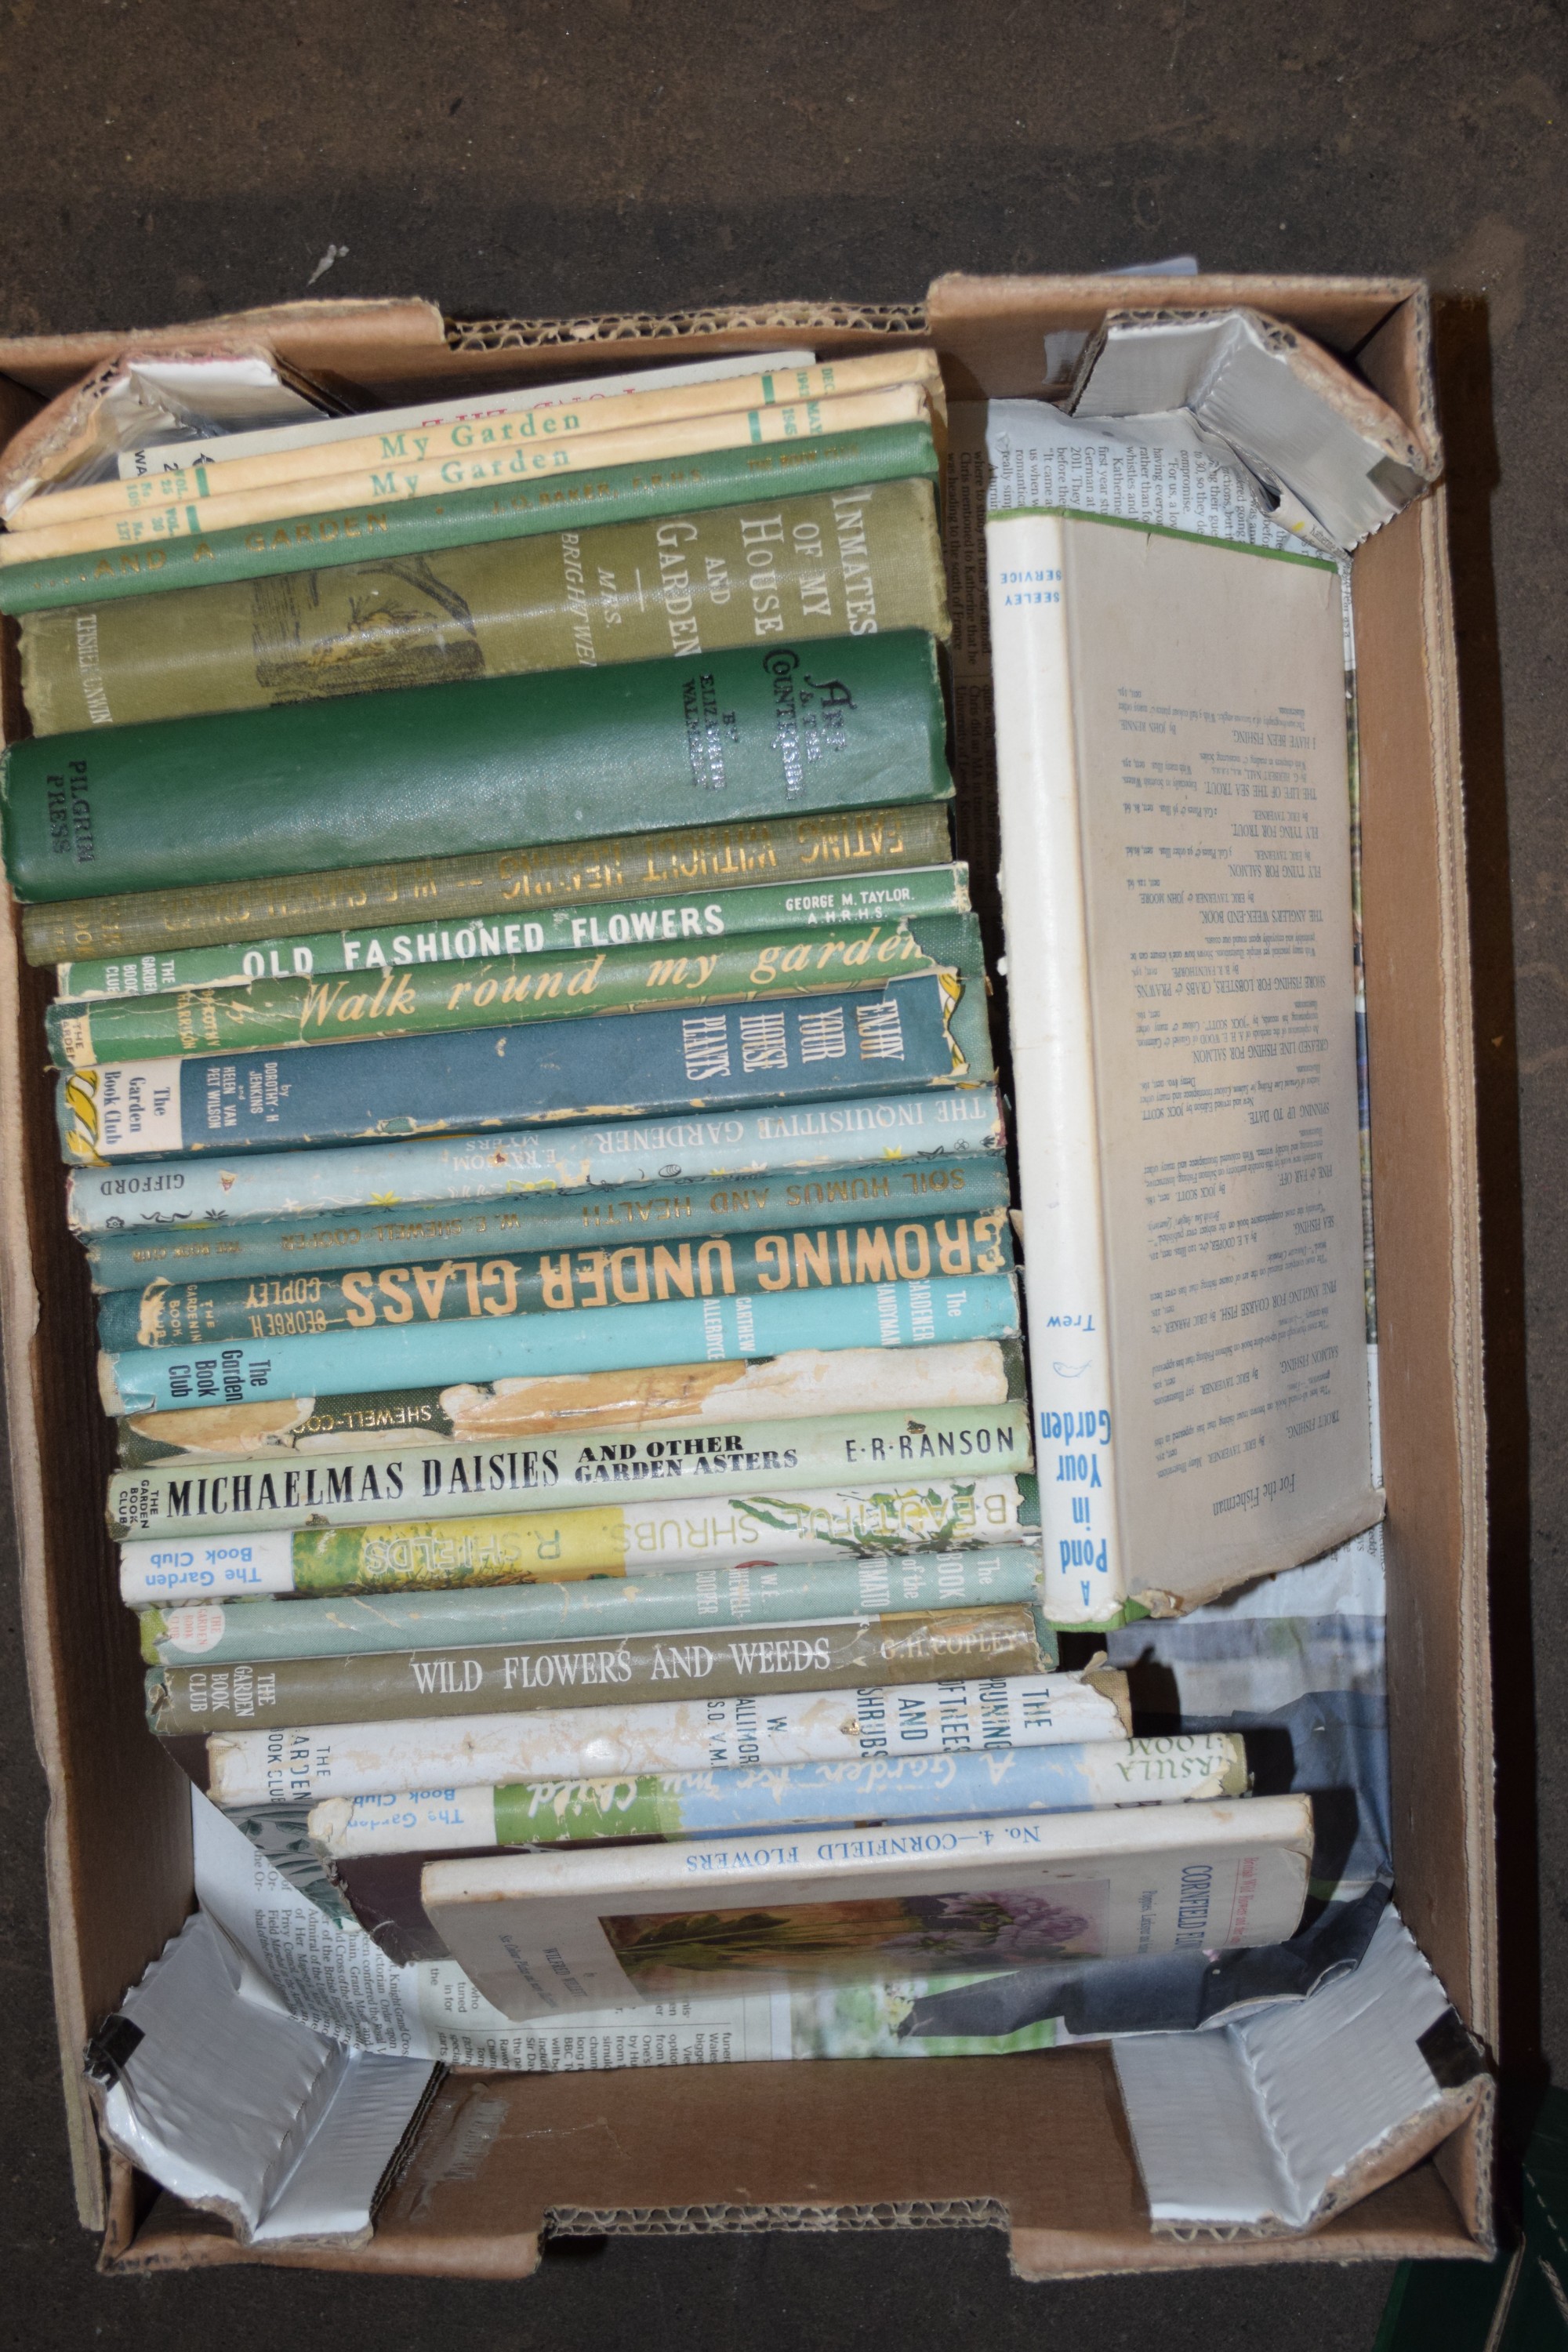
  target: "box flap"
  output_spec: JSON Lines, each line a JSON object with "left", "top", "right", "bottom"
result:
{"left": 1113, "top": 1906, "right": 1490, "bottom": 2237}
{"left": 0, "top": 299, "right": 446, "bottom": 400}
{"left": 92, "top": 1906, "right": 434, "bottom": 2246}
{"left": 1065, "top": 307, "right": 1438, "bottom": 551}
{"left": 924, "top": 273, "right": 1422, "bottom": 401}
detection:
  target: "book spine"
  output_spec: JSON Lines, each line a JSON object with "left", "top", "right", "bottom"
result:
{"left": 986, "top": 512, "right": 1123, "bottom": 1626}
{"left": 205, "top": 1668, "right": 1134, "bottom": 1804}
{"left": 16, "top": 477, "right": 947, "bottom": 735}
{"left": 6, "top": 626, "right": 948, "bottom": 905}
{"left": 140, "top": 1545, "right": 1049, "bottom": 1663}
{"left": 100, "top": 1269, "right": 1022, "bottom": 1414}
{"left": 106, "top": 347, "right": 822, "bottom": 479}
{"left": 122, "top": 1479, "right": 1033, "bottom": 1605}
{"left": 105, "top": 1397, "right": 1035, "bottom": 1539}
{"left": 5, "top": 392, "right": 931, "bottom": 564}
{"left": 52, "top": 913, "right": 978, "bottom": 1069}
{"left": 85, "top": 1153, "right": 1009, "bottom": 1292}
{"left": 58, "top": 973, "right": 992, "bottom": 1165}
{"left": 147, "top": 1604, "right": 1047, "bottom": 1735}
{"left": 0, "top": 419, "right": 938, "bottom": 612}
{"left": 309, "top": 1730, "right": 1249, "bottom": 1857}
{"left": 27, "top": 800, "right": 956, "bottom": 971}
{"left": 57, "top": 862, "right": 970, "bottom": 1003}
{"left": 28, "top": 353, "right": 945, "bottom": 530}
{"left": 69, "top": 1082, "right": 1004, "bottom": 1235}
{"left": 98, "top": 1206, "right": 1011, "bottom": 1351}
{"left": 114, "top": 1333, "right": 1025, "bottom": 1467}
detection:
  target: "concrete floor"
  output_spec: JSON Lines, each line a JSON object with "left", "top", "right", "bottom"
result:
{"left": 1, "top": 0, "right": 1563, "bottom": 2340}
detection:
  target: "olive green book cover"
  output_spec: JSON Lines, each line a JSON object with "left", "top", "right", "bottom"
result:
{"left": 18, "top": 474, "right": 946, "bottom": 733}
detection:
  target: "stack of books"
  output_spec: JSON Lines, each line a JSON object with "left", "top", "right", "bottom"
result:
{"left": 0, "top": 341, "right": 1314, "bottom": 2047}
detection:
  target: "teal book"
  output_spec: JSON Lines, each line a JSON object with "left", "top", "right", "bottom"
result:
{"left": 4, "top": 630, "right": 949, "bottom": 903}
{"left": 57, "top": 973, "right": 993, "bottom": 1163}
{"left": 112, "top": 1330, "right": 1029, "bottom": 1469}
{"left": 0, "top": 419, "right": 937, "bottom": 613}
{"left": 67, "top": 1083, "right": 1004, "bottom": 1236}
{"left": 138, "top": 1548, "right": 1051, "bottom": 1665}
{"left": 98, "top": 1269, "right": 1022, "bottom": 1413}
{"left": 98, "top": 1206, "right": 1011, "bottom": 1351}
{"left": 83, "top": 1152, "right": 1010, "bottom": 1293}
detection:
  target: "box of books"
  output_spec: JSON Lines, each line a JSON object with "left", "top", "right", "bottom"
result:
{"left": 0, "top": 275, "right": 1493, "bottom": 2277}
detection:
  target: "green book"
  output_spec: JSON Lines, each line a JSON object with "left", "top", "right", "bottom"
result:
{"left": 5, "top": 626, "right": 948, "bottom": 905}
{"left": 97, "top": 1204, "right": 1011, "bottom": 1351}
{"left": 24, "top": 801, "right": 954, "bottom": 971}
{"left": 16, "top": 475, "right": 947, "bottom": 735}
{"left": 118, "top": 1474, "right": 1036, "bottom": 1603}
{"left": 51, "top": 911, "right": 982, "bottom": 1070}
{"left": 106, "top": 1398, "right": 1037, "bottom": 1541}
{"left": 144, "top": 1604, "right": 1045, "bottom": 1735}
{"left": 56, "top": 862, "right": 968, "bottom": 1002}
{"left": 138, "top": 1547, "right": 1049, "bottom": 1665}
{"left": 0, "top": 418, "right": 937, "bottom": 615}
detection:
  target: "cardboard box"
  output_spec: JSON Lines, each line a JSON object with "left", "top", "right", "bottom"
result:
{"left": 0, "top": 274, "right": 1495, "bottom": 2276}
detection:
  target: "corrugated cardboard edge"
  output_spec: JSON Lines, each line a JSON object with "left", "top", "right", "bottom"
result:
{"left": 540, "top": 2198, "right": 1007, "bottom": 2234}
{"left": 445, "top": 301, "right": 928, "bottom": 351}
{"left": 103, "top": 2170, "right": 1487, "bottom": 2281}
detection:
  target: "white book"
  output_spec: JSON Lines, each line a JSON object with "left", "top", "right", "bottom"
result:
{"left": 988, "top": 510, "right": 1381, "bottom": 1624}
{"left": 111, "top": 347, "right": 818, "bottom": 477}
{"left": 205, "top": 1668, "right": 1131, "bottom": 1806}
{"left": 420, "top": 1790, "right": 1314, "bottom": 2020}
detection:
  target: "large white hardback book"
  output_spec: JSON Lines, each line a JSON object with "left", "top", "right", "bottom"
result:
{"left": 987, "top": 509, "right": 1381, "bottom": 1624}
{"left": 422, "top": 1791, "right": 1314, "bottom": 2021}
